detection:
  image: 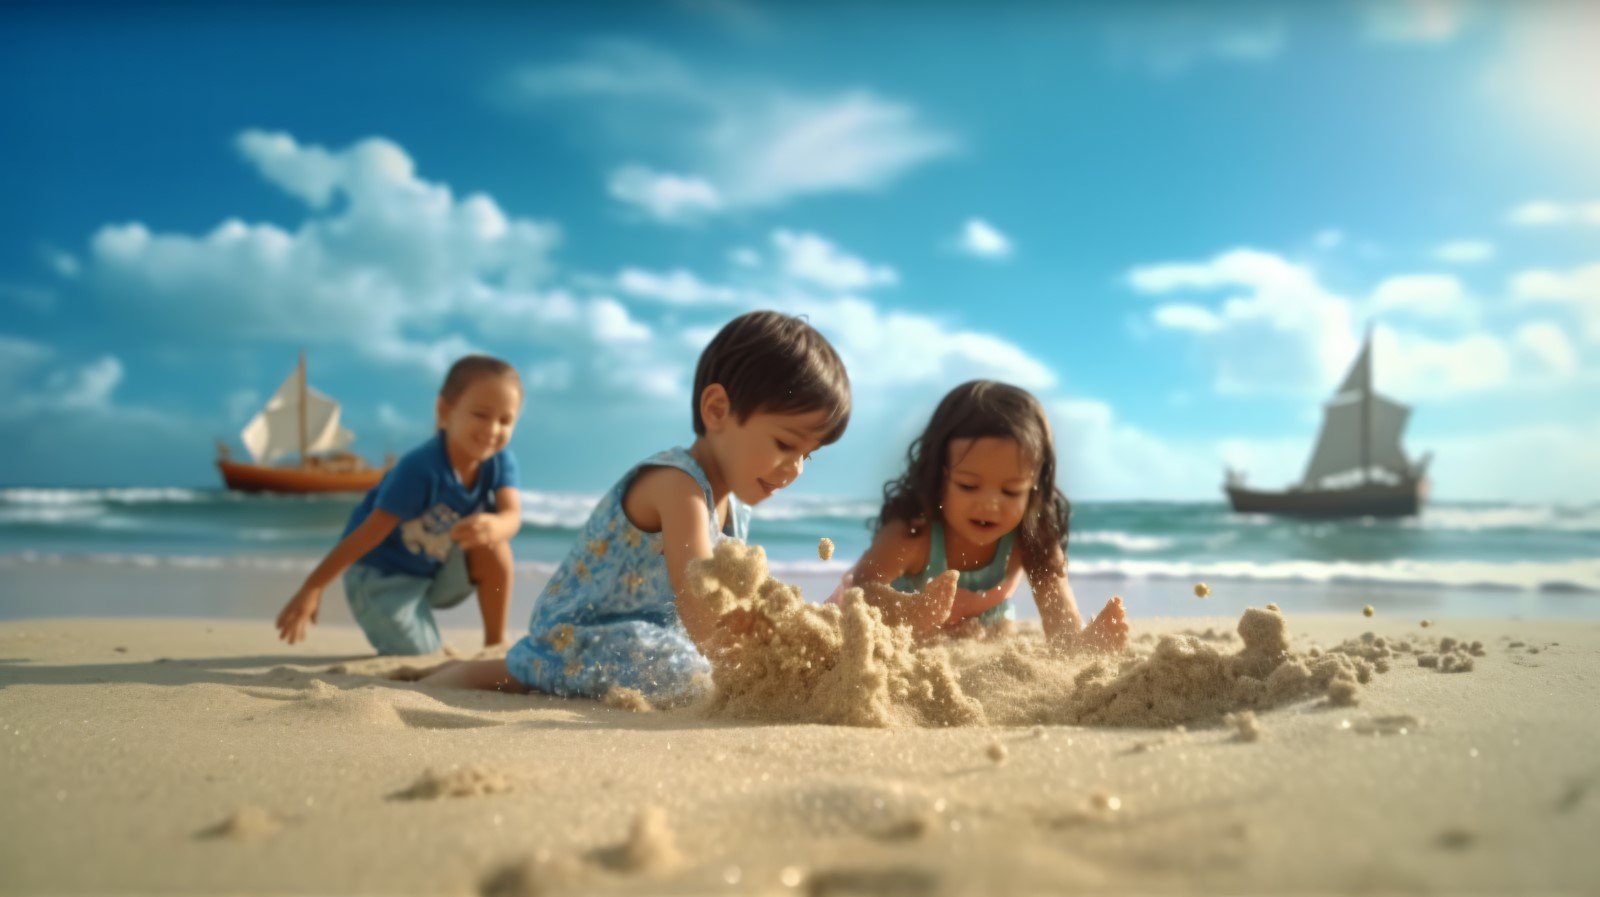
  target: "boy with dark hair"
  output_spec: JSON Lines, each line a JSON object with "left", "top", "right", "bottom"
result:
{"left": 416, "top": 310, "right": 851, "bottom": 703}
{"left": 276, "top": 355, "right": 523, "bottom": 655}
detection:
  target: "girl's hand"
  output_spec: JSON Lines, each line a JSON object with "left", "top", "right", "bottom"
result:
{"left": 451, "top": 514, "right": 499, "bottom": 550}
{"left": 718, "top": 607, "right": 773, "bottom": 641}
{"left": 276, "top": 585, "right": 323, "bottom": 645}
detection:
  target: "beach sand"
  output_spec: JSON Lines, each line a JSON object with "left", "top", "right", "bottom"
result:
{"left": 3, "top": 605, "right": 1598, "bottom": 895}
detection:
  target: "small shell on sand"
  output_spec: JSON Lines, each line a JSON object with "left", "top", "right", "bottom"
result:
{"left": 1194, "top": 583, "right": 1211, "bottom": 598}
{"left": 1363, "top": 605, "right": 1375, "bottom": 618}
{"left": 201, "top": 805, "right": 282, "bottom": 841}
{"left": 817, "top": 538, "right": 834, "bottom": 561}
{"left": 1089, "top": 791, "right": 1122, "bottom": 812}
{"left": 986, "top": 741, "right": 1008, "bottom": 764}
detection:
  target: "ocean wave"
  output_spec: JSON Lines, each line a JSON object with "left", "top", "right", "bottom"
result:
{"left": 1406, "top": 505, "right": 1600, "bottom": 533}
{"left": 1068, "top": 558, "right": 1600, "bottom": 594}
{"left": 1072, "top": 530, "right": 1175, "bottom": 552}
{"left": 0, "top": 487, "right": 212, "bottom": 506}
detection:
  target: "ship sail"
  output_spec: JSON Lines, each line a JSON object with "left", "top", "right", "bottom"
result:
{"left": 1301, "top": 333, "right": 1413, "bottom": 487}
{"left": 240, "top": 359, "right": 354, "bottom": 465}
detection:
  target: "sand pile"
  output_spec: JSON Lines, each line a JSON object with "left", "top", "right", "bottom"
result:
{"left": 696, "top": 541, "right": 1401, "bottom": 729}
{"left": 392, "top": 765, "right": 513, "bottom": 800}
{"left": 696, "top": 541, "right": 980, "bottom": 727}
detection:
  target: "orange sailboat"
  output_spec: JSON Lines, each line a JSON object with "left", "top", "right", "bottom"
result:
{"left": 216, "top": 353, "right": 392, "bottom": 494}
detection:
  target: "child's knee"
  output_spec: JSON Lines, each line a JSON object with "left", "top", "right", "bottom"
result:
{"left": 466, "top": 541, "right": 513, "bottom": 581}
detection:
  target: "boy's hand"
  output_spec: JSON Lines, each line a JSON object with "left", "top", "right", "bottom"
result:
{"left": 276, "top": 585, "right": 323, "bottom": 645}
{"left": 451, "top": 514, "right": 500, "bottom": 550}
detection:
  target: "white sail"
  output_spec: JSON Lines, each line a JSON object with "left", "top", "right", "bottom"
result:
{"left": 1301, "top": 331, "right": 1414, "bottom": 486}
{"left": 240, "top": 363, "right": 352, "bottom": 464}
{"left": 1302, "top": 393, "right": 1411, "bottom": 484}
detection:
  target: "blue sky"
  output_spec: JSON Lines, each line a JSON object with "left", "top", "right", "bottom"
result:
{"left": 2, "top": 0, "right": 1597, "bottom": 500}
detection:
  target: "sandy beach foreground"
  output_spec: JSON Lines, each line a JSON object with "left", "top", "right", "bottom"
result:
{"left": 2, "top": 613, "right": 1597, "bottom": 896}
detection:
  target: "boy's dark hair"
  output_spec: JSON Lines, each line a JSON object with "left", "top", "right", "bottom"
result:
{"left": 440, "top": 355, "right": 523, "bottom": 403}
{"left": 692, "top": 310, "right": 851, "bottom": 445}
{"left": 877, "top": 380, "right": 1072, "bottom": 580}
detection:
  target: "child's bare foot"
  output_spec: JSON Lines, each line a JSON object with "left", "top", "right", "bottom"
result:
{"left": 1080, "top": 596, "right": 1130, "bottom": 652}
{"left": 858, "top": 570, "right": 959, "bottom": 636}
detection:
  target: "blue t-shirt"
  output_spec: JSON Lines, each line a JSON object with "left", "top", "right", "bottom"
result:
{"left": 343, "top": 430, "right": 520, "bottom": 578}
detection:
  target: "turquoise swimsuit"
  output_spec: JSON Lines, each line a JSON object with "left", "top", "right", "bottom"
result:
{"left": 889, "top": 520, "right": 1017, "bottom": 626}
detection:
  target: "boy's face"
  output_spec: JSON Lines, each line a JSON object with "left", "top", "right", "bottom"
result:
{"left": 941, "top": 436, "right": 1036, "bottom": 549}
{"left": 436, "top": 375, "right": 523, "bottom": 466}
{"left": 707, "top": 394, "right": 832, "bottom": 506}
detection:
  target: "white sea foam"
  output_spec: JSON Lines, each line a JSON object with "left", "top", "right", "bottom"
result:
{"left": 0, "top": 487, "right": 210, "bottom": 505}
{"left": 1068, "top": 558, "right": 1600, "bottom": 594}
{"left": 1072, "top": 530, "right": 1174, "bottom": 552}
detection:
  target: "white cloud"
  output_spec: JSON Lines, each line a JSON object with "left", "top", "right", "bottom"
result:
{"left": 1048, "top": 398, "right": 1216, "bottom": 500}
{"left": 797, "top": 295, "right": 1055, "bottom": 391}
{"left": 1360, "top": 0, "right": 1476, "bottom": 45}
{"left": 1512, "top": 321, "right": 1578, "bottom": 378}
{"left": 1373, "top": 327, "right": 1511, "bottom": 399}
{"left": 1420, "top": 420, "right": 1600, "bottom": 502}
{"left": 0, "top": 333, "right": 54, "bottom": 386}
{"left": 607, "top": 165, "right": 723, "bottom": 223}
{"left": 1128, "top": 248, "right": 1358, "bottom": 394}
{"left": 1506, "top": 200, "right": 1600, "bottom": 227}
{"left": 771, "top": 230, "right": 898, "bottom": 292}
{"left": 513, "top": 42, "right": 955, "bottom": 220}
{"left": 1432, "top": 240, "right": 1494, "bottom": 264}
{"left": 47, "top": 356, "right": 124, "bottom": 410}
{"left": 728, "top": 247, "right": 761, "bottom": 268}
{"left": 954, "top": 218, "right": 1013, "bottom": 260}
{"left": 615, "top": 267, "right": 740, "bottom": 305}
{"left": 1368, "top": 273, "right": 1470, "bottom": 320}
{"left": 1511, "top": 264, "right": 1600, "bottom": 344}
{"left": 1487, "top": 5, "right": 1600, "bottom": 155}
{"left": 1312, "top": 228, "right": 1345, "bottom": 250}
{"left": 42, "top": 247, "right": 80, "bottom": 279}
{"left": 236, "top": 130, "right": 346, "bottom": 208}
{"left": 1107, "top": 15, "right": 1287, "bottom": 77}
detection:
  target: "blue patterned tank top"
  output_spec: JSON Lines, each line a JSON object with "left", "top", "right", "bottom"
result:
{"left": 526, "top": 447, "right": 751, "bottom": 634}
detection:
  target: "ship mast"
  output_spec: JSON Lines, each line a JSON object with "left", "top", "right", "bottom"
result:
{"left": 1363, "top": 324, "right": 1376, "bottom": 486}
{"left": 298, "top": 349, "right": 308, "bottom": 467}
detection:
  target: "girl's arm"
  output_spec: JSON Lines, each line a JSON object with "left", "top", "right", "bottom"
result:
{"left": 1026, "top": 542, "right": 1085, "bottom": 643}
{"left": 276, "top": 510, "right": 400, "bottom": 644}
{"left": 451, "top": 487, "right": 523, "bottom": 548}
{"left": 944, "top": 550, "right": 1025, "bottom": 624}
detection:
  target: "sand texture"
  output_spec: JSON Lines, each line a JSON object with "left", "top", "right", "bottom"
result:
{"left": 2, "top": 612, "right": 1598, "bottom": 895}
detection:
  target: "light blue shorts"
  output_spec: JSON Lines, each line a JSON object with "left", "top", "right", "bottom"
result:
{"left": 343, "top": 548, "right": 473, "bottom": 655}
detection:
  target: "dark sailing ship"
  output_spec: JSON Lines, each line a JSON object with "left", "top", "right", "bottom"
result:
{"left": 1225, "top": 330, "right": 1431, "bottom": 518}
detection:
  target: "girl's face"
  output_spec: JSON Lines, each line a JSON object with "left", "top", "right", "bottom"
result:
{"left": 941, "top": 436, "right": 1036, "bottom": 547}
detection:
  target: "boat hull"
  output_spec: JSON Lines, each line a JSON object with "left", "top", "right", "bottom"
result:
{"left": 1225, "top": 480, "right": 1425, "bottom": 519}
{"left": 217, "top": 460, "right": 388, "bottom": 494}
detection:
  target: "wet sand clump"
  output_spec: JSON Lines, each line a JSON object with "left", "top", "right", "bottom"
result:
{"left": 695, "top": 541, "right": 1387, "bottom": 729}
{"left": 392, "top": 765, "right": 513, "bottom": 800}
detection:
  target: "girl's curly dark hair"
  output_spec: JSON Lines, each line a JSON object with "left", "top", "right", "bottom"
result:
{"left": 877, "top": 380, "right": 1071, "bottom": 579}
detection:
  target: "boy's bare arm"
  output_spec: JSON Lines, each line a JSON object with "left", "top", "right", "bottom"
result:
{"left": 276, "top": 510, "right": 399, "bottom": 644}
{"left": 452, "top": 487, "right": 522, "bottom": 548}
{"left": 653, "top": 475, "right": 722, "bottom": 652}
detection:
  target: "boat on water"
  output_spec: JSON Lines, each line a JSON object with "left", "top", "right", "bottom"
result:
{"left": 216, "top": 353, "right": 392, "bottom": 494}
{"left": 1225, "top": 329, "right": 1431, "bottom": 519}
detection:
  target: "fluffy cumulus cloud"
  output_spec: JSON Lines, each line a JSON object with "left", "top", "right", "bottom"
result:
{"left": 1128, "top": 246, "right": 1584, "bottom": 402}
{"left": 79, "top": 130, "right": 684, "bottom": 377}
{"left": 954, "top": 218, "right": 1013, "bottom": 260}
{"left": 1048, "top": 398, "right": 1216, "bottom": 499}
{"left": 1432, "top": 240, "right": 1494, "bottom": 264}
{"left": 1128, "top": 248, "right": 1359, "bottom": 395}
{"left": 1368, "top": 273, "right": 1471, "bottom": 321}
{"left": 514, "top": 41, "right": 955, "bottom": 222}
{"left": 771, "top": 230, "right": 898, "bottom": 292}
{"left": 1511, "top": 264, "right": 1600, "bottom": 344}
{"left": 614, "top": 267, "right": 740, "bottom": 306}
{"left": 1506, "top": 200, "right": 1600, "bottom": 227}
